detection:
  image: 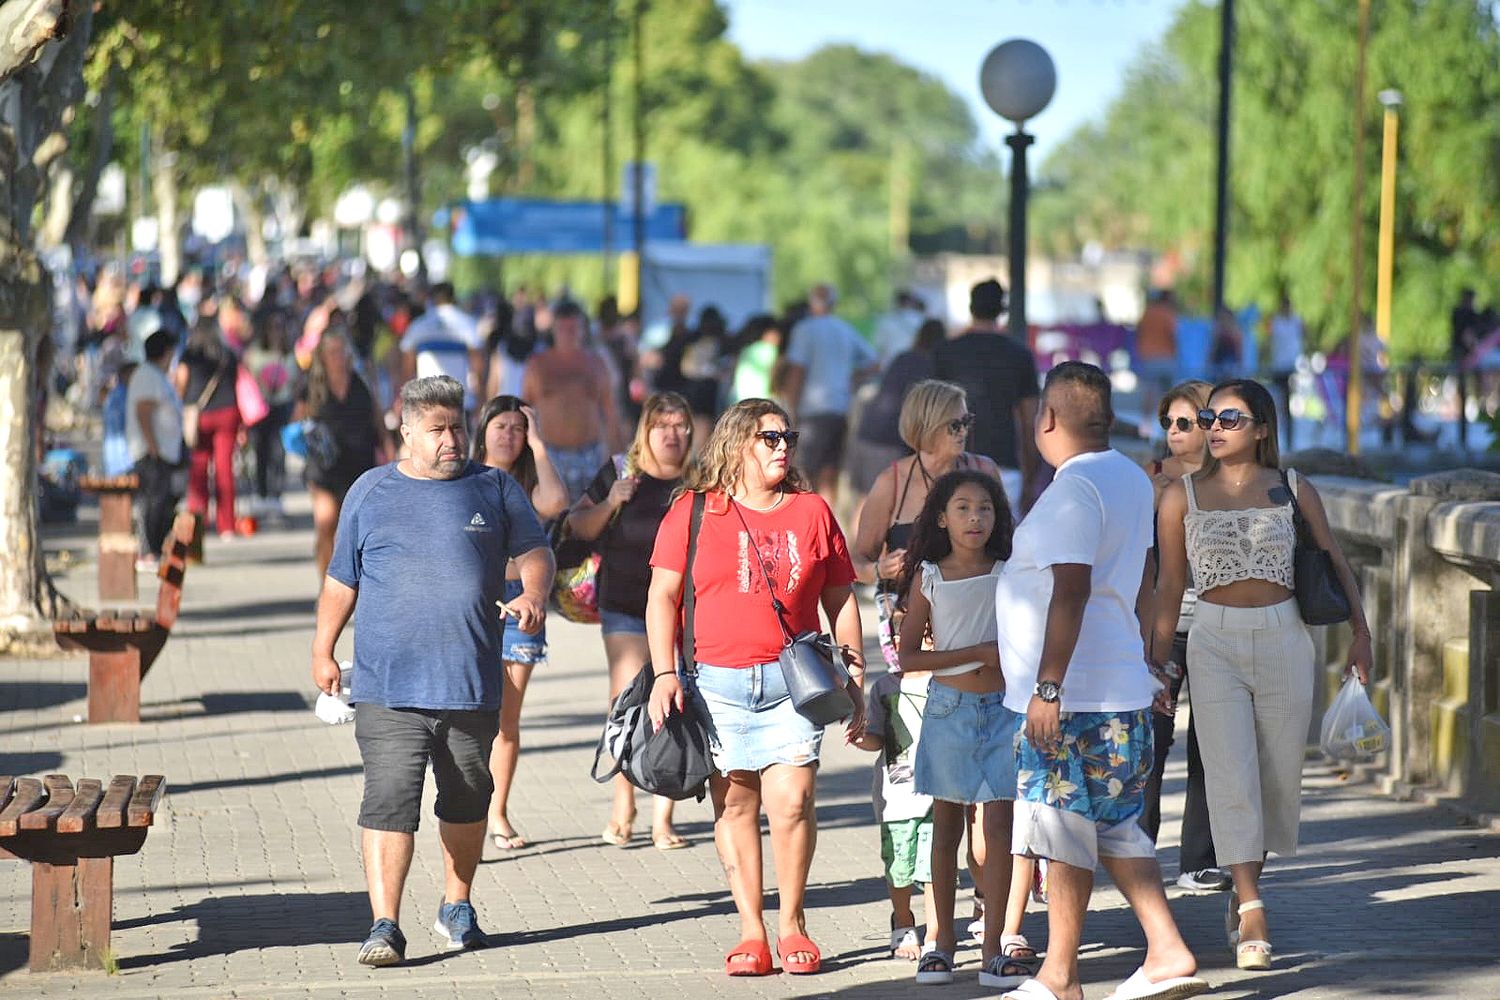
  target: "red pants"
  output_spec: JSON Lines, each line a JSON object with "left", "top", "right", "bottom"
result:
{"left": 187, "top": 406, "right": 241, "bottom": 535}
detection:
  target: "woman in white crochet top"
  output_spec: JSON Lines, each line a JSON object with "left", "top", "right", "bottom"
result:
{"left": 1150, "top": 378, "right": 1372, "bottom": 974}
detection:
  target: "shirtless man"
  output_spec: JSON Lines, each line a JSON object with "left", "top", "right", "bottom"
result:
{"left": 522, "top": 301, "right": 624, "bottom": 501}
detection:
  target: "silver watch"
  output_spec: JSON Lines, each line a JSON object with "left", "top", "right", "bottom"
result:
{"left": 1034, "top": 680, "right": 1061, "bottom": 704}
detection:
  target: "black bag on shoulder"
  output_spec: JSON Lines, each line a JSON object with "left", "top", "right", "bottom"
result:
{"left": 589, "top": 492, "right": 713, "bottom": 801}
{"left": 1282, "top": 469, "right": 1352, "bottom": 626}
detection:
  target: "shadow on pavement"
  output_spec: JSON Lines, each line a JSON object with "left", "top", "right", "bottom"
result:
{"left": 0, "top": 751, "right": 64, "bottom": 776}
{"left": 0, "top": 933, "right": 24, "bottom": 976}
{"left": 179, "top": 597, "right": 315, "bottom": 622}
{"left": 170, "top": 762, "right": 361, "bottom": 796}
{"left": 114, "top": 891, "right": 371, "bottom": 969}
{"left": 0, "top": 679, "right": 88, "bottom": 713}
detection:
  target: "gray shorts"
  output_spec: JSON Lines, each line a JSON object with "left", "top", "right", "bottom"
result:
{"left": 797, "top": 413, "right": 848, "bottom": 475}
{"left": 354, "top": 703, "right": 499, "bottom": 832}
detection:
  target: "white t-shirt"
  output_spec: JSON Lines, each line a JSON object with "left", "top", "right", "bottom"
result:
{"left": 866, "top": 671, "right": 934, "bottom": 823}
{"left": 125, "top": 364, "right": 183, "bottom": 466}
{"left": 400, "top": 304, "right": 482, "bottom": 407}
{"left": 997, "top": 448, "right": 1157, "bottom": 714}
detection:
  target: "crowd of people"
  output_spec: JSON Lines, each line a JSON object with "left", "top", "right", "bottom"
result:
{"left": 56, "top": 262, "right": 1373, "bottom": 998}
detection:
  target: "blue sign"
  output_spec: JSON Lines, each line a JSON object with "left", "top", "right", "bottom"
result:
{"left": 446, "top": 197, "right": 687, "bottom": 256}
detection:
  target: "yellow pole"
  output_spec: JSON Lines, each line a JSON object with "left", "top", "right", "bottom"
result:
{"left": 1375, "top": 104, "right": 1398, "bottom": 345}
{"left": 1346, "top": 0, "right": 1371, "bottom": 456}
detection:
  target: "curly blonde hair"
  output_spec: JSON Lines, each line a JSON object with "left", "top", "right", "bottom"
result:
{"left": 678, "top": 398, "right": 810, "bottom": 498}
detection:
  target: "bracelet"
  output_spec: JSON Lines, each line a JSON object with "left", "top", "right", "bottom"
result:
{"left": 653, "top": 671, "right": 677, "bottom": 679}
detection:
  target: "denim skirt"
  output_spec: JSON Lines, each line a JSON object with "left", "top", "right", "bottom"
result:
{"left": 499, "top": 579, "right": 546, "bottom": 666}
{"left": 687, "top": 661, "right": 823, "bottom": 775}
{"left": 913, "top": 682, "right": 1020, "bottom": 804}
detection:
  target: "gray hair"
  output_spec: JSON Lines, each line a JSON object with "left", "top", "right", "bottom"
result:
{"left": 400, "top": 375, "right": 465, "bottom": 425}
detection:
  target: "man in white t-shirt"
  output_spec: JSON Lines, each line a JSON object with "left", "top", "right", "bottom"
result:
{"left": 125, "top": 328, "right": 186, "bottom": 564}
{"left": 995, "top": 362, "right": 1204, "bottom": 1000}
{"left": 400, "top": 282, "right": 485, "bottom": 412}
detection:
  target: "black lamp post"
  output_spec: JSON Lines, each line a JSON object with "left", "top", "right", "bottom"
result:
{"left": 980, "top": 40, "right": 1056, "bottom": 341}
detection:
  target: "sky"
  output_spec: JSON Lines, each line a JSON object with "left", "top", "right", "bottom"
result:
{"left": 722, "top": 0, "right": 1187, "bottom": 164}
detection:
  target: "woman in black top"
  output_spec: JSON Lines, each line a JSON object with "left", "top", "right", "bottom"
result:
{"left": 566, "top": 391, "right": 692, "bottom": 850}
{"left": 174, "top": 316, "right": 242, "bottom": 539}
{"left": 295, "top": 327, "right": 387, "bottom": 579}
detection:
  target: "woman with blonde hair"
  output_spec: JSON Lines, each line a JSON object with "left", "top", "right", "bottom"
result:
{"left": 1137, "top": 380, "right": 1226, "bottom": 892}
{"left": 646, "top": 398, "right": 866, "bottom": 977}
{"left": 567, "top": 391, "right": 694, "bottom": 849}
{"left": 472, "top": 395, "right": 569, "bottom": 849}
{"left": 1153, "top": 378, "right": 1372, "bottom": 971}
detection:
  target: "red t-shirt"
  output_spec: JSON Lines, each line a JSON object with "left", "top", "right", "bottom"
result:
{"left": 650, "top": 490, "right": 857, "bottom": 668}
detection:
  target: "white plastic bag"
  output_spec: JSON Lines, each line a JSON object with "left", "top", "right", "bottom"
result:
{"left": 1319, "top": 676, "right": 1390, "bottom": 759}
{"left": 314, "top": 662, "right": 356, "bottom": 726}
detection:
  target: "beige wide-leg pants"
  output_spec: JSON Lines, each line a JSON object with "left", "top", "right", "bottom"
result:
{"left": 1187, "top": 597, "right": 1315, "bottom": 866}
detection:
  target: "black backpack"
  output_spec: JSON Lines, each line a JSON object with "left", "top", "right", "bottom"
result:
{"left": 590, "top": 492, "right": 713, "bottom": 801}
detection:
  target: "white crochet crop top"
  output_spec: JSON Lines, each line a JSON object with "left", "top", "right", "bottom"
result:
{"left": 1182, "top": 471, "right": 1297, "bottom": 593}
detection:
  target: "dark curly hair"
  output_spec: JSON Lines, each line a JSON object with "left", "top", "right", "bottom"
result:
{"left": 897, "top": 469, "right": 1013, "bottom": 610}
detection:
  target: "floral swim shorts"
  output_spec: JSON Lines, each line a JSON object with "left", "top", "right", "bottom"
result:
{"left": 1015, "top": 708, "right": 1155, "bottom": 825}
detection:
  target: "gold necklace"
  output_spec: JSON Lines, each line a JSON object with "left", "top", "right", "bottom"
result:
{"left": 732, "top": 490, "right": 785, "bottom": 512}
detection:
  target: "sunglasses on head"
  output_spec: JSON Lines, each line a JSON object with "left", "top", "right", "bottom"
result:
{"left": 1160, "top": 415, "right": 1195, "bottom": 433}
{"left": 754, "top": 429, "right": 800, "bottom": 450}
{"left": 948, "top": 413, "right": 976, "bottom": 434}
{"left": 1196, "top": 408, "right": 1257, "bottom": 431}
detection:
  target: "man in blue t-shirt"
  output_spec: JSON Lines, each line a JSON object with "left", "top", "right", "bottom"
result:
{"left": 311, "top": 375, "right": 553, "bottom": 966}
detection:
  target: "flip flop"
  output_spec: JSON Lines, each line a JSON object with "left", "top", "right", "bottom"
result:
{"left": 1104, "top": 966, "right": 1211, "bottom": 1000}
{"left": 652, "top": 832, "right": 689, "bottom": 851}
{"left": 724, "top": 938, "right": 773, "bottom": 977}
{"left": 776, "top": 933, "right": 822, "bottom": 975}
{"left": 490, "top": 825, "right": 527, "bottom": 850}
{"left": 600, "top": 823, "right": 632, "bottom": 847}
{"left": 1002, "top": 979, "right": 1062, "bottom": 1000}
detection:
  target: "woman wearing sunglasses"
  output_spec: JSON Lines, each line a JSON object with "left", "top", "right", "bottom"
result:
{"left": 646, "top": 398, "right": 866, "bottom": 978}
{"left": 1137, "top": 381, "right": 1226, "bottom": 894}
{"left": 1151, "top": 379, "right": 1373, "bottom": 972}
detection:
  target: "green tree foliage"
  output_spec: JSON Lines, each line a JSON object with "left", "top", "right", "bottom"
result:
{"left": 1032, "top": 0, "right": 1500, "bottom": 359}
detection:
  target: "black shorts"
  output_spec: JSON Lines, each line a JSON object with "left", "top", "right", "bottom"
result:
{"left": 354, "top": 703, "right": 499, "bottom": 832}
{"left": 797, "top": 413, "right": 849, "bottom": 475}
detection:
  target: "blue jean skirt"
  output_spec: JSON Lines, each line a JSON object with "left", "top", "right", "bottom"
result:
{"left": 687, "top": 662, "right": 822, "bottom": 775}
{"left": 499, "top": 579, "right": 547, "bottom": 666}
{"left": 914, "top": 682, "right": 1020, "bottom": 804}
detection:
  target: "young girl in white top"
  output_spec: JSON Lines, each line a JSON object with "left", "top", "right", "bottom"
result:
{"left": 897, "top": 470, "right": 1034, "bottom": 989}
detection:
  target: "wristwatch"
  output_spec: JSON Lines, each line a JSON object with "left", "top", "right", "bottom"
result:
{"left": 1034, "top": 681, "right": 1061, "bottom": 704}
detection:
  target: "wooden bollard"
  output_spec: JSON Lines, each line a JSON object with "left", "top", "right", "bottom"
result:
{"left": 79, "top": 476, "right": 140, "bottom": 604}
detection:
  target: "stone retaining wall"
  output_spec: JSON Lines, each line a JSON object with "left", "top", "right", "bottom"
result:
{"left": 1311, "top": 471, "right": 1500, "bottom": 814}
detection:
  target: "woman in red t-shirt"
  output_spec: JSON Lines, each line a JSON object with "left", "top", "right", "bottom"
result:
{"left": 647, "top": 398, "right": 867, "bottom": 978}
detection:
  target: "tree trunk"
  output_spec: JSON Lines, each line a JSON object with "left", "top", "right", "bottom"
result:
{"left": 152, "top": 132, "right": 181, "bottom": 286}
{"left": 62, "top": 55, "right": 117, "bottom": 255}
{"left": 0, "top": 0, "right": 90, "bottom": 652}
{"left": 230, "top": 180, "right": 267, "bottom": 266}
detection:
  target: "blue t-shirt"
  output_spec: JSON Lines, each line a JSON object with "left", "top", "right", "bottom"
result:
{"left": 327, "top": 461, "right": 547, "bottom": 711}
{"left": 785, "top": 313, "right": 876, "bottom": 416}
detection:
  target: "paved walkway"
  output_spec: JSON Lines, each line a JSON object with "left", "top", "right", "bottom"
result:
{"left": 2, "top": 495, "right": 1497, "bottom": 998}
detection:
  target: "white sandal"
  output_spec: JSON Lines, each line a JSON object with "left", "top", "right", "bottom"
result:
{"left": 1232, "top": 898, "right": 1272, "bottom": 971}
{"left": 889, "top": 924, "right": 921, "bottom": 959}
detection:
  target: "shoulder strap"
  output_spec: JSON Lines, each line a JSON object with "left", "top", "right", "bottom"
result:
{"left": 1279, "top": 469, "right": 1310, "bottom": 540}
{"left": 681, "top": 492, "right": 706, "bottom": 672}
{"left": 194, "top": 358, "right": 228, "bottom": 408}
{"left": 1182, "top": 472, "right": 1200, "bottom": 512}
{"left": 892, "top": 458, "right": 919, "bottom": 527}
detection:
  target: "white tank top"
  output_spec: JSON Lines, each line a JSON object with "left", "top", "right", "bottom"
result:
{"left": 1183, "top": 471, "right": 1296, "bottom": 593}
{"left": 919, "top": 560, "right": 1004, "bottom": 677}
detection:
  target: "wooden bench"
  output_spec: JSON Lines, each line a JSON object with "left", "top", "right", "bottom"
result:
{"left": 53, "top": 510, "right": 197, "bottom": 724}
{"left": 77, "top": 474, "right": 140, "bottom": 603}
{"left": 0, "top": 774, "right": 166, "bottom": 971}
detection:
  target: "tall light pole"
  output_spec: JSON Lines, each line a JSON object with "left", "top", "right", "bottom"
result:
{"left": 1375, "top": 89, "right": 1401, "bottom": 348}
{"left": 1211, "top": 0, "right": 1235, "bottom": 314}
{"left": 1346, "top": 0, "right": 1372, "bottom": 455}
{"left": 980, "top": 40, "right": 1056, "bottom": 342}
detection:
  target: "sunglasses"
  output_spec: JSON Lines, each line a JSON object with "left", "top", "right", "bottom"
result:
{"left": 1196, "top": 408, "right": 1257, "bottom": 431}
{"left": 754, "top": 429, "right": 800, "bottom": 450}
{"left": 1160, "top": 415, "right": 1195, "bottom": 433}
{"left": 948, "top": 413, "right": 976, "bottom": 434}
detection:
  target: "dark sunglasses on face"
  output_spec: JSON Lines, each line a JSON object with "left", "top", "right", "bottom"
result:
{"left": 1196, "top": 408, "right": 1257, "bottom": 431}
{"left": 948, "top": 413, "right": 976, "bottom": 434}
{"left": 755, "top": 429, "right": 800, "bottom": 450}
{"left": 1160, "top": 415, "right": 1195, "bottom": 433}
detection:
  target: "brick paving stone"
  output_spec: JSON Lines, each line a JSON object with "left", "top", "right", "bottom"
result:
{"left": 2, "top": 497, "right": 1496, "bottom": 998}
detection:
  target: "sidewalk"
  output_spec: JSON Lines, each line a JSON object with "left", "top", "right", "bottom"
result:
{"left": 2, "top": 495, "right": 1496, "bottom": 998}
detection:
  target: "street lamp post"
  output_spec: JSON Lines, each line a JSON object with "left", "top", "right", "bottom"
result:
{"left": 980, "top": 40, "right": 1056, "bottom": 342}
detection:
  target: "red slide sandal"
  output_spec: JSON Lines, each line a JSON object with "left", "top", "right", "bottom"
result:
{"left": 725, "top": 939, "right": 773, "bottom": 977}
{"left": 777, "top": 933, "right": 822, "bottom": 975}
